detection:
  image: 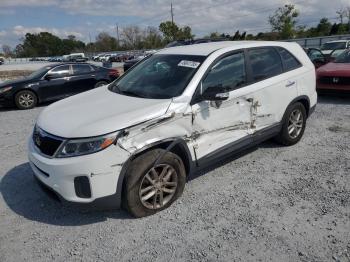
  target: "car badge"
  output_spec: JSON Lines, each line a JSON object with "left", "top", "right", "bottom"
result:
{"left": 333, "top": 77, "right": 339, "bottom": 83}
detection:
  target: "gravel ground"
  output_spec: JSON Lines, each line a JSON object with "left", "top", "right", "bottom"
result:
{"left": 0, "top": 96, "right": 349, "bottom": 262}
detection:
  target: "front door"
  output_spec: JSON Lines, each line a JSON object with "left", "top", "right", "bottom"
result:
{"left": 38, "top": 65, "right": 71, "bottom": 101}
{"left": 191, "top": 51, "right": 253, "bottom": 161}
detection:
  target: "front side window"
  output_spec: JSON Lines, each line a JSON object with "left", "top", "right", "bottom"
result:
{"left": 248, "top": 48, "right": 283, "bottom": 81}
{"left": 277, "top": 47, "right": 301, "bottom": 71}
{"left": 202, "top": 52, "right": 246, "bottom": 93}
{"left": 49, "top": 65, "right": 70, "bottom": 78}
{"left": 109, "top": 54, "right": 205, "bottom": 99}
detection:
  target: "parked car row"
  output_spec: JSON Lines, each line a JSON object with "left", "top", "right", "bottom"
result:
{"left": 93, "top": 53, "right": 135, "bottom": 62}
{"left": 0, "top": 63, "right": 119, "bottom": 109}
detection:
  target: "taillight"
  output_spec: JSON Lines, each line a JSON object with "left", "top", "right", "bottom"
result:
{"left": 108, "top": 69, "right": 119, "bottom": 77}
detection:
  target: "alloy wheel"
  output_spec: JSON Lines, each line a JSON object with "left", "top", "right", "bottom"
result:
{"left": 139, "top": 164, "right": 178, "bottom": 210}
{"left": 287, "top": 109, "right": 304, "bottom": 139}
{"left": 18, "top": 93, "right": 34, "bottom": 108}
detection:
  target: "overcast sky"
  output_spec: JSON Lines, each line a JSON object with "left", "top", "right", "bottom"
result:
{"left": 0, "top": 0, "right": 349, "bottom": 47}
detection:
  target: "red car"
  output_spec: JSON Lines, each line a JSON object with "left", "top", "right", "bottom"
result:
{"left": 316, "top": 50, "right": 350, "bottom": 92}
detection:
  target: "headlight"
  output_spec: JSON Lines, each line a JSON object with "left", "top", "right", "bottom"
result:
{"left": 56, "top": 132, "right": 118, "bottom": 158}
{"left": 0, "top": 86, "right": 12, "bottom": 94}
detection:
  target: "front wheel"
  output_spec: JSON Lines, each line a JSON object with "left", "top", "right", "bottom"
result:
{"left": 123, "top": 149, "right": 186, "bottom": 218}
{"left": 14, "top": 90, "right": 38, "bottom": 110}
{"left": 275, "top": 102, "right": 307, "bottom": 146}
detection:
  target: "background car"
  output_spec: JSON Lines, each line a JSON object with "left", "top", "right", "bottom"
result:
{"left": 316, "top": 49, "right": 350, "bottom": 93}
{"left": 305, "top": 48, "right": 328, "bottom": 68}
{"left": 320, "top": 40, "right": 350, "bottom": 58}
{"left": 0, "top": 63, "right": 119, "bottom": 109}
{"left": 123, "top": 55, "right": 147, "bottom": 72}
{"left": 0, "top": 57, "right": 4, "bottom": 65}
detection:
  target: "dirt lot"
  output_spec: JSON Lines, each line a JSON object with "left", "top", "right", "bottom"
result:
{"left": 0, "top": 95, "right": 349, "bottom": 262}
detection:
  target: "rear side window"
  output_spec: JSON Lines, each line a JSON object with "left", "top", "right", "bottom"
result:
{"left": 277, "top": 47, "right": 301, "bottom": 71}
{"left": 73, "top": 64, "right": 93, "bottom": 74}
{"left": 248, "top": 48, "right": 283, "bottom": 81}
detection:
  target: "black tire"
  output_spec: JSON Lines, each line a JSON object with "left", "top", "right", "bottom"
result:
{"left": 94, "top": 81, "right": 108, "bottom": 88}
{"left": 123, "top": 149, "right": 186, "bottom": 218}
{"left": 14, "top": 90, "right": 38, "bottom": 110}
{"left": 275, "top": 102, "right": 307, "bottom": 146}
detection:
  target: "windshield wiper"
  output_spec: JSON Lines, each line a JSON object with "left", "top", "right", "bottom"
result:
{"left": 119, "top": 90, "right": 146, "bottom": 98}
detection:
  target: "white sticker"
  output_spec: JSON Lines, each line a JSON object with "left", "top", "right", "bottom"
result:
{"left": 178, "top": 60, "right": 200, "bottom": 69}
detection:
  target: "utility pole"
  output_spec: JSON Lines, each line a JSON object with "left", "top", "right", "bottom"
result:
{"left": 171, "top": 2, "right": 175, "bottom": 41}
{"left": 116, "top": 23, "right": 120, "bottom": 42}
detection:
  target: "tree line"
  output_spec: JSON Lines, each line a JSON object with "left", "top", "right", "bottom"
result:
{"left": 1, "top": 5, "right": 350, "bottom": 58}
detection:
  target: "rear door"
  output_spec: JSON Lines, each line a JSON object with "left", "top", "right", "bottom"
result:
{"left": 244, "top": 47, "right": 299, "bottom": 133}
{"left": 67, "top": 64, "right": 96, "bottom": 95}
{"left": 38, "top": 65, "right": 71, "bottom": 101}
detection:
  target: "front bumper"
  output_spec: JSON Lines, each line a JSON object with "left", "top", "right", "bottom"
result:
{"left": 317, "top": 82, "right": 350, "bottom": 92}
{"left": 0, "top": 93, "right": 14, "bottom": 107}
{"left": 28, "top": 138, "right": 130, "bottom": 205}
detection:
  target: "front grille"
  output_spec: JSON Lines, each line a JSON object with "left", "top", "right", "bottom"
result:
{"left": 319, "top": 76, "right": 350, "bottom": 85}
{"left": 33, "top": 127, "right": 64, "bottom": 157}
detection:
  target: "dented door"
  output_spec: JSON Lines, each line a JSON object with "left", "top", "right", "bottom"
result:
{"left": 191, "top": 95, "right": 252, "bottom": 160}
{"left": 190, "top": 52, "right": 253, "bottom": 160}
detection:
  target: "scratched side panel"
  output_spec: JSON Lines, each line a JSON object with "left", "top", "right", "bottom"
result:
{"left": 191, "top": 96, "right": 252, "bottom": 160}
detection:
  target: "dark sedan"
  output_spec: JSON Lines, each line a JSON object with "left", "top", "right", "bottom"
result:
{"left": 0, "top": 63, "right": 119, "bottom": 109}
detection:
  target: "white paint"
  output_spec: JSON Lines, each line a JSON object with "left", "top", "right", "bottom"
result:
{"left": 28, "top": 41, "right": 317, "bottom": 203}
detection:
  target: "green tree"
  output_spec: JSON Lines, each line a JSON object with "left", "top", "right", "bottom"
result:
{"left": 142, "top": 27, "right": 163, "bottom": 49}
{"left": 94, "top": 32, "right": 118, "bottom": 52}
{"left": 316, "top": 18, "right": 332, "bottom": 36}
{"left": 268, "top": 4, "right": 299, "bottom": 39}
{"left": 159, "top": 21, "right": 194, "bottom": 42}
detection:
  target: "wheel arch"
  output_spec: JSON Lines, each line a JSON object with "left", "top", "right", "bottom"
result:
{"left": 286, "top": 95, "right": 310, "bottom": 117}
{"left": 13, "top": 88, "right": 40, "bottom": 104}
{"left": 115, "top": 138, "right": 194, "bottom": 209}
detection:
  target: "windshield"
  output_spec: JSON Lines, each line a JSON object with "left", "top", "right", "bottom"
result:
{"left": 110, "top": 54, "right": 205, "bottom": 99}
{"left": 334, "top": 50, "right": 350, "bottom": 63}
{"left": 28, "top": 66, "right": 52, "bottom": 79}
{"left": 320, "top": 42, "right": 346, "bottom": 50}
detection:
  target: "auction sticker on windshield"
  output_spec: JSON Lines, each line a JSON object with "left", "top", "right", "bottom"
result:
{"left": 178, "top": 60, "right": 200, "bottom": 68}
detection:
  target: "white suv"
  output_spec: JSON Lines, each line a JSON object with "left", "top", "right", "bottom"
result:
{"left": 28, "top": 41, "right": 317, "bottom": 217}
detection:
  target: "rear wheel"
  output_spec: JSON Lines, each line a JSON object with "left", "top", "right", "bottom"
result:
{"left": 14, "top": 90, "right": 37, "bottom": 110}
{"left": 94, "top": 81, "right": 108, "bottom": 88}
{"left": 275, "top": 102, "right": 307, "bottom": 146}
{"left": 123, "top": 149, "right": 186, "bottom": 218}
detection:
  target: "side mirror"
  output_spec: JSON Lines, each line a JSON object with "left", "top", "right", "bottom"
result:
{"left": 44, "top": 73, "right": 53, "bottom": 80}
{"left": 201, "top": 84, "right": 229, "bottom": 101}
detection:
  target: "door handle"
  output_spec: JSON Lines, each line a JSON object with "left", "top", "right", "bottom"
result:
{"left": 286, "top": 81, "right": 296, "bottom": 87}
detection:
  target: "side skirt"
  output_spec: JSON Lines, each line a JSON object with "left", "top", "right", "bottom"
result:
{"left": 196, "top": 123, "right": 282, "bottom": 169}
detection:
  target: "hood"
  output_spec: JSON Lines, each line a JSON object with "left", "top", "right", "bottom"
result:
{"left": 0, "top": 77, "right": 30, "bottom": 88}
{"left": 317, "top": 62, "right": 350, "bottom": 77}
{"left": 37, "top": 86, "right": 172, "bottom": 138}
